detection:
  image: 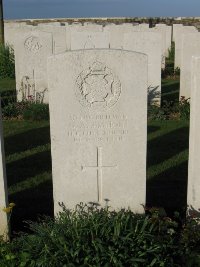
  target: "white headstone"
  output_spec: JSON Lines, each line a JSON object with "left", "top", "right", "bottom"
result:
{"left": 180, "top": 33, "right": 200, "bottom": 99}
{"left": 48, "top": 49, "right": 147, "bottom": 213}
{"left": 71, "top": 31, "right": 110, "bottom": 49}
{"left": 123, "top": 32, "right": 162, "bottom": 105}
{"left": 187, "top": 56, "right": 200, "bottom": 211}
{"left": 70, "top": 23, "right": 103, "bottom": 32}
{"left": 155, "top": 24, "right": 172, "bottom": 57}
{"left": 104, "top": 24, "right": 149, "bottom": 49}
{"left": 172, "top": 24, "right": 183, "bottom": 42}
{"left": 4, "top": 24, "right": 35, "bottom": 49}
{"left": 15, "top": 30, "right": 53, "bottom": 103}
{"left": 174, "top": 25, "right": 197, "bottom": 68}
{"left": 0, "top": 107, "right": 9, "bottom": 239}
{"left": 38, "top": 25, "right": 67, "bottom": 54}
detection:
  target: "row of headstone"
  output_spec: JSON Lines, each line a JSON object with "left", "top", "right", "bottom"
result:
{"left": 4, "top": 21, "right": 172, "bottom": 106}
{"left": 173, "top": 24, "right": 198, "bottom": 69}
{"left": 171, "top": 24, "right": 199, "bottom": 99}
{"left": 180, "top": 33, "right": 200, "bottom": 99}
{"left": 1, "top": 46, "right": 200, "bottom": 237}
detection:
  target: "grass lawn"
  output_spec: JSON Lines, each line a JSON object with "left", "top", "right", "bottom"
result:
{"left": 1, "top": 77, "right": 189, "bottom": 233}
{"left": 3, "top": 120, "right": 53, "bottom": 233}
{"left": 161, "top": 78, "right": 180, "bottom": 104}
{"left": 0, "top": 78, "right": 16, "bottom": 92}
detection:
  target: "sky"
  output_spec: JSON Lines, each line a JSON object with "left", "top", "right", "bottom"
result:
{"left": 3, "top": 0, "right": 200, "bottom": 20}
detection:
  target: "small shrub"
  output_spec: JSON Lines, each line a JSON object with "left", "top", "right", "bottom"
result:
{"left": 0, "top": 44, "right": 15, "bottom": 79}
{"left": 0, "top": 204, "right": 183, "bottom": 266}
{"left": 1, "top": 204, "right": 200, "bottom": 266}
{"left": 148, "top": 98, "right": 190, "bottom": 121}
{"left": 162, "top": 42, "right": 180, "bottom": 79}
{"left": 161, "top": 61, "right": 174, "bottom": 78}
{"left": 168, "top": 42, "right": 175, "bottom": 62}
{"left": 178, "top": 96, "right": 190, "bottom": 120}
{"left": 2, "top": 102, "right": 28, "bottom": 119}
{"left": 23, "top": 103, "right": 49, "bottom": 121}
{"left": 1, "top": 89, "right": 17, "bottom": 109}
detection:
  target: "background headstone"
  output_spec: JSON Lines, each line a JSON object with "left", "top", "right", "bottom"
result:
{"left": 173, "top": 25, "right": 197, "bottom": 68}
{"left": 48, "top": 49, "right": 147, "bottom": 213}
{"left": 71, "top": 31, "right": 110, "bottom": 49}
{"left": 0, "top": 105, "right": 9, "bottom": 240}
{"left": 123, "top": 31, "right": 162, "bottom": 105}
{"left": 104, "top": 23, "right": 149, "bottom": 49}
{"left": 180, "top": 33, "right": 200, "bottom": 99}
{"left": 172, "top": 24, "right": 183, "bottom": 42}
{"left": 38, "top": 25, "right": 67, "bottom": 54}
{"left": 187, "top": 56, "right": 200, "bottom": 211}
{"left": 15, "top": 30, "right": 53, "bottom": 103}
{"left": 154, "top": 24, "right": 172, "bottom": 57}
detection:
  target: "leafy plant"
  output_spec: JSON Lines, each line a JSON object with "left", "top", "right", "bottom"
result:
{"left": 0, "top": 204, "right": 185, "bottom": 267}
{"left": 2, "top": 101, "right": 29, "bottom": 119}
{"left": 0, "top": 44, "right": 15, "bottom": 79}
{"left": 23, "top": 103, "right": 49, "bottom": 121}
{"left": 178, "top": 96, "right": 190, "bottom": 120}
{"left": 162, "top": 42, "right": 180, "bottom": 79}
{"left": 167, "top": 42, "right": 175, "bottom": 62}
{"left": 148, "top": 98, "right": 190, "bottom": 121}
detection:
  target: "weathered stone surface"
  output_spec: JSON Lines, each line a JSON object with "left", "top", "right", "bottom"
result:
{"left": 123, "top": 31, "right": 162, "bottom": 105}
{"left": 15, "top": 30, "right": 53, "bottom": 103}
{"left": 70, "top": 23, "right": 103, "bottom": 32}
{"left": 0, "top": 107, "right": 8, "bottom": 240}
{"left": 172, "top": 24, "right": 183, "bottom": 42}
{"left": 4, "top": 24, "right": 35, "bottom": 49}
{"left": 48, "top": 49, "right": 147, "bottom": 213}
{"left": 174, "top": 25, "right": 197, "bottom": 68}
{"left": 187, "top": 56, "right": 200, "bottom": 211}
{"left": 104, "top": 23, "right": 149, "bottom": 49}
{"left": 155, "top": 24, "right": 172, "bottom": 57}
{"left": 71, "top": 31, "right": 110, "bottom": 49}
{"left": 38, "top": 25, "right": 67, "bottom": 54}
{"left": 180, "top": 33, "right": 200, "bottom": 99}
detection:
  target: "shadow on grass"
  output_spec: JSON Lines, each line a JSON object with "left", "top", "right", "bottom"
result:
{"left": 7, "top": 150, "right": 52, "bottom": 186}
{"left": 147, "top": 126, "right": 189, "bottom": 167}
{"left": 161, "top": 80, "right": 180, "bottom": 104}
{"left": 146, "top": 161, "right": 188, "bottom": 216}
{"left": 10, "top": 179, "right": 53, "bottom": 233}
{"left": 4, "top": 126, "right": 51, "bottom": 155}
{"left": 4, "top": 123, "right": 53, "bottom": 233}
{"left": 147, "top": 125, "right": 160, "bottom": 134}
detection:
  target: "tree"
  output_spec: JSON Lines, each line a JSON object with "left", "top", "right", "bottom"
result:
{"left": 0, "top": 0, "right": 4, "bottom": 43}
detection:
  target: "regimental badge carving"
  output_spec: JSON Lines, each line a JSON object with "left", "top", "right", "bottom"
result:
{"left": 24, "top": 36, "right": 42, "bottom": 53}
{"left": 75, "top": 62, "right": 121, "bottom": 109}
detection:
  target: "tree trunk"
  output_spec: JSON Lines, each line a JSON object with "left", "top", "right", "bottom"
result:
{"left": 0, "top": 0, "right": 4, "bottom": 44}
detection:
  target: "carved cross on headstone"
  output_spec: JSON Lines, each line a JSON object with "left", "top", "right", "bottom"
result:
{"left": 81, "top": 147, "right": 117, "bottom": 203}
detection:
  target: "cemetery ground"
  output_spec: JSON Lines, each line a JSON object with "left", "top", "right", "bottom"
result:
{"left": 0, "top": 76, "right": 189, "bottom": 233}
{"left": 1, "top": 77, "right": 198, "bottom": 266}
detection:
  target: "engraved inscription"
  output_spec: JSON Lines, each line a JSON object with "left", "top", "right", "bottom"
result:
{"left": 75, "top": 62, "right": 121, "bottom": 110}
{"left": 81, "top": 147, "right": 117, "bottom": 203}
{"left": 24, "top": 36, "right": 42, "bottom": 53}
{"left": 67, "top": 113, "right": 128, "bottom": 143}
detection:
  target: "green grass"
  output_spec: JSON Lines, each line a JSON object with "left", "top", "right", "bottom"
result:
{"left": 3, "top": 120, "right": 53, "bottom": 233}
{"left": 147, "top": 120, "right": 189, "bottom": 215}
{"left": 1, "top": 78, "right": 188, "bottom": 233}
{"left": 3, "top": 119, "right": 189, "bottom": 233}
{"left": 0, "top": 78, "right": 16, "bottom": 92}
{"left": 161, "top": 78, "right": 180, "bottom": 104}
